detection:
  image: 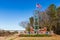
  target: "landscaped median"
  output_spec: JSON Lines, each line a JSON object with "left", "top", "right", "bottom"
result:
{"left": 18, "top": 34, "right": 51, "bottom": 37}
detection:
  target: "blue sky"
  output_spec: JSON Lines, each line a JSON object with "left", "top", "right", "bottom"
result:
{"left": 0, "top": 0, "right": 60, "bottom": 30}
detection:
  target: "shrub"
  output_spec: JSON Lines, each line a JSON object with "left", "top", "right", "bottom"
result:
{"left": 19, "top": 34, "right": 51, "bottom": 37}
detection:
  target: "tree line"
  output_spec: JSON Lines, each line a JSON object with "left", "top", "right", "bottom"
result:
{"left": 20, "top": 4, "right": 60, "bottom": 35}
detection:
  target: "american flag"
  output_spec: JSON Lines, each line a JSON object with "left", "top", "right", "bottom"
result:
{"left": 36, "top": 4, "right": 41, "bottom": 8}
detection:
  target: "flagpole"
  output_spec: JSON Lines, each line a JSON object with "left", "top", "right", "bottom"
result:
{"left": 33, "top": 3, "right": 41, "bottom": 34}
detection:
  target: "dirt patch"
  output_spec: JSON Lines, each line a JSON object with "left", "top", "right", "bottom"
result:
{"left": 1, "top": 35, "right": 60, "bottom": 40}
{"left": 0, "top": 37, "right": 7, "bottom": 40}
